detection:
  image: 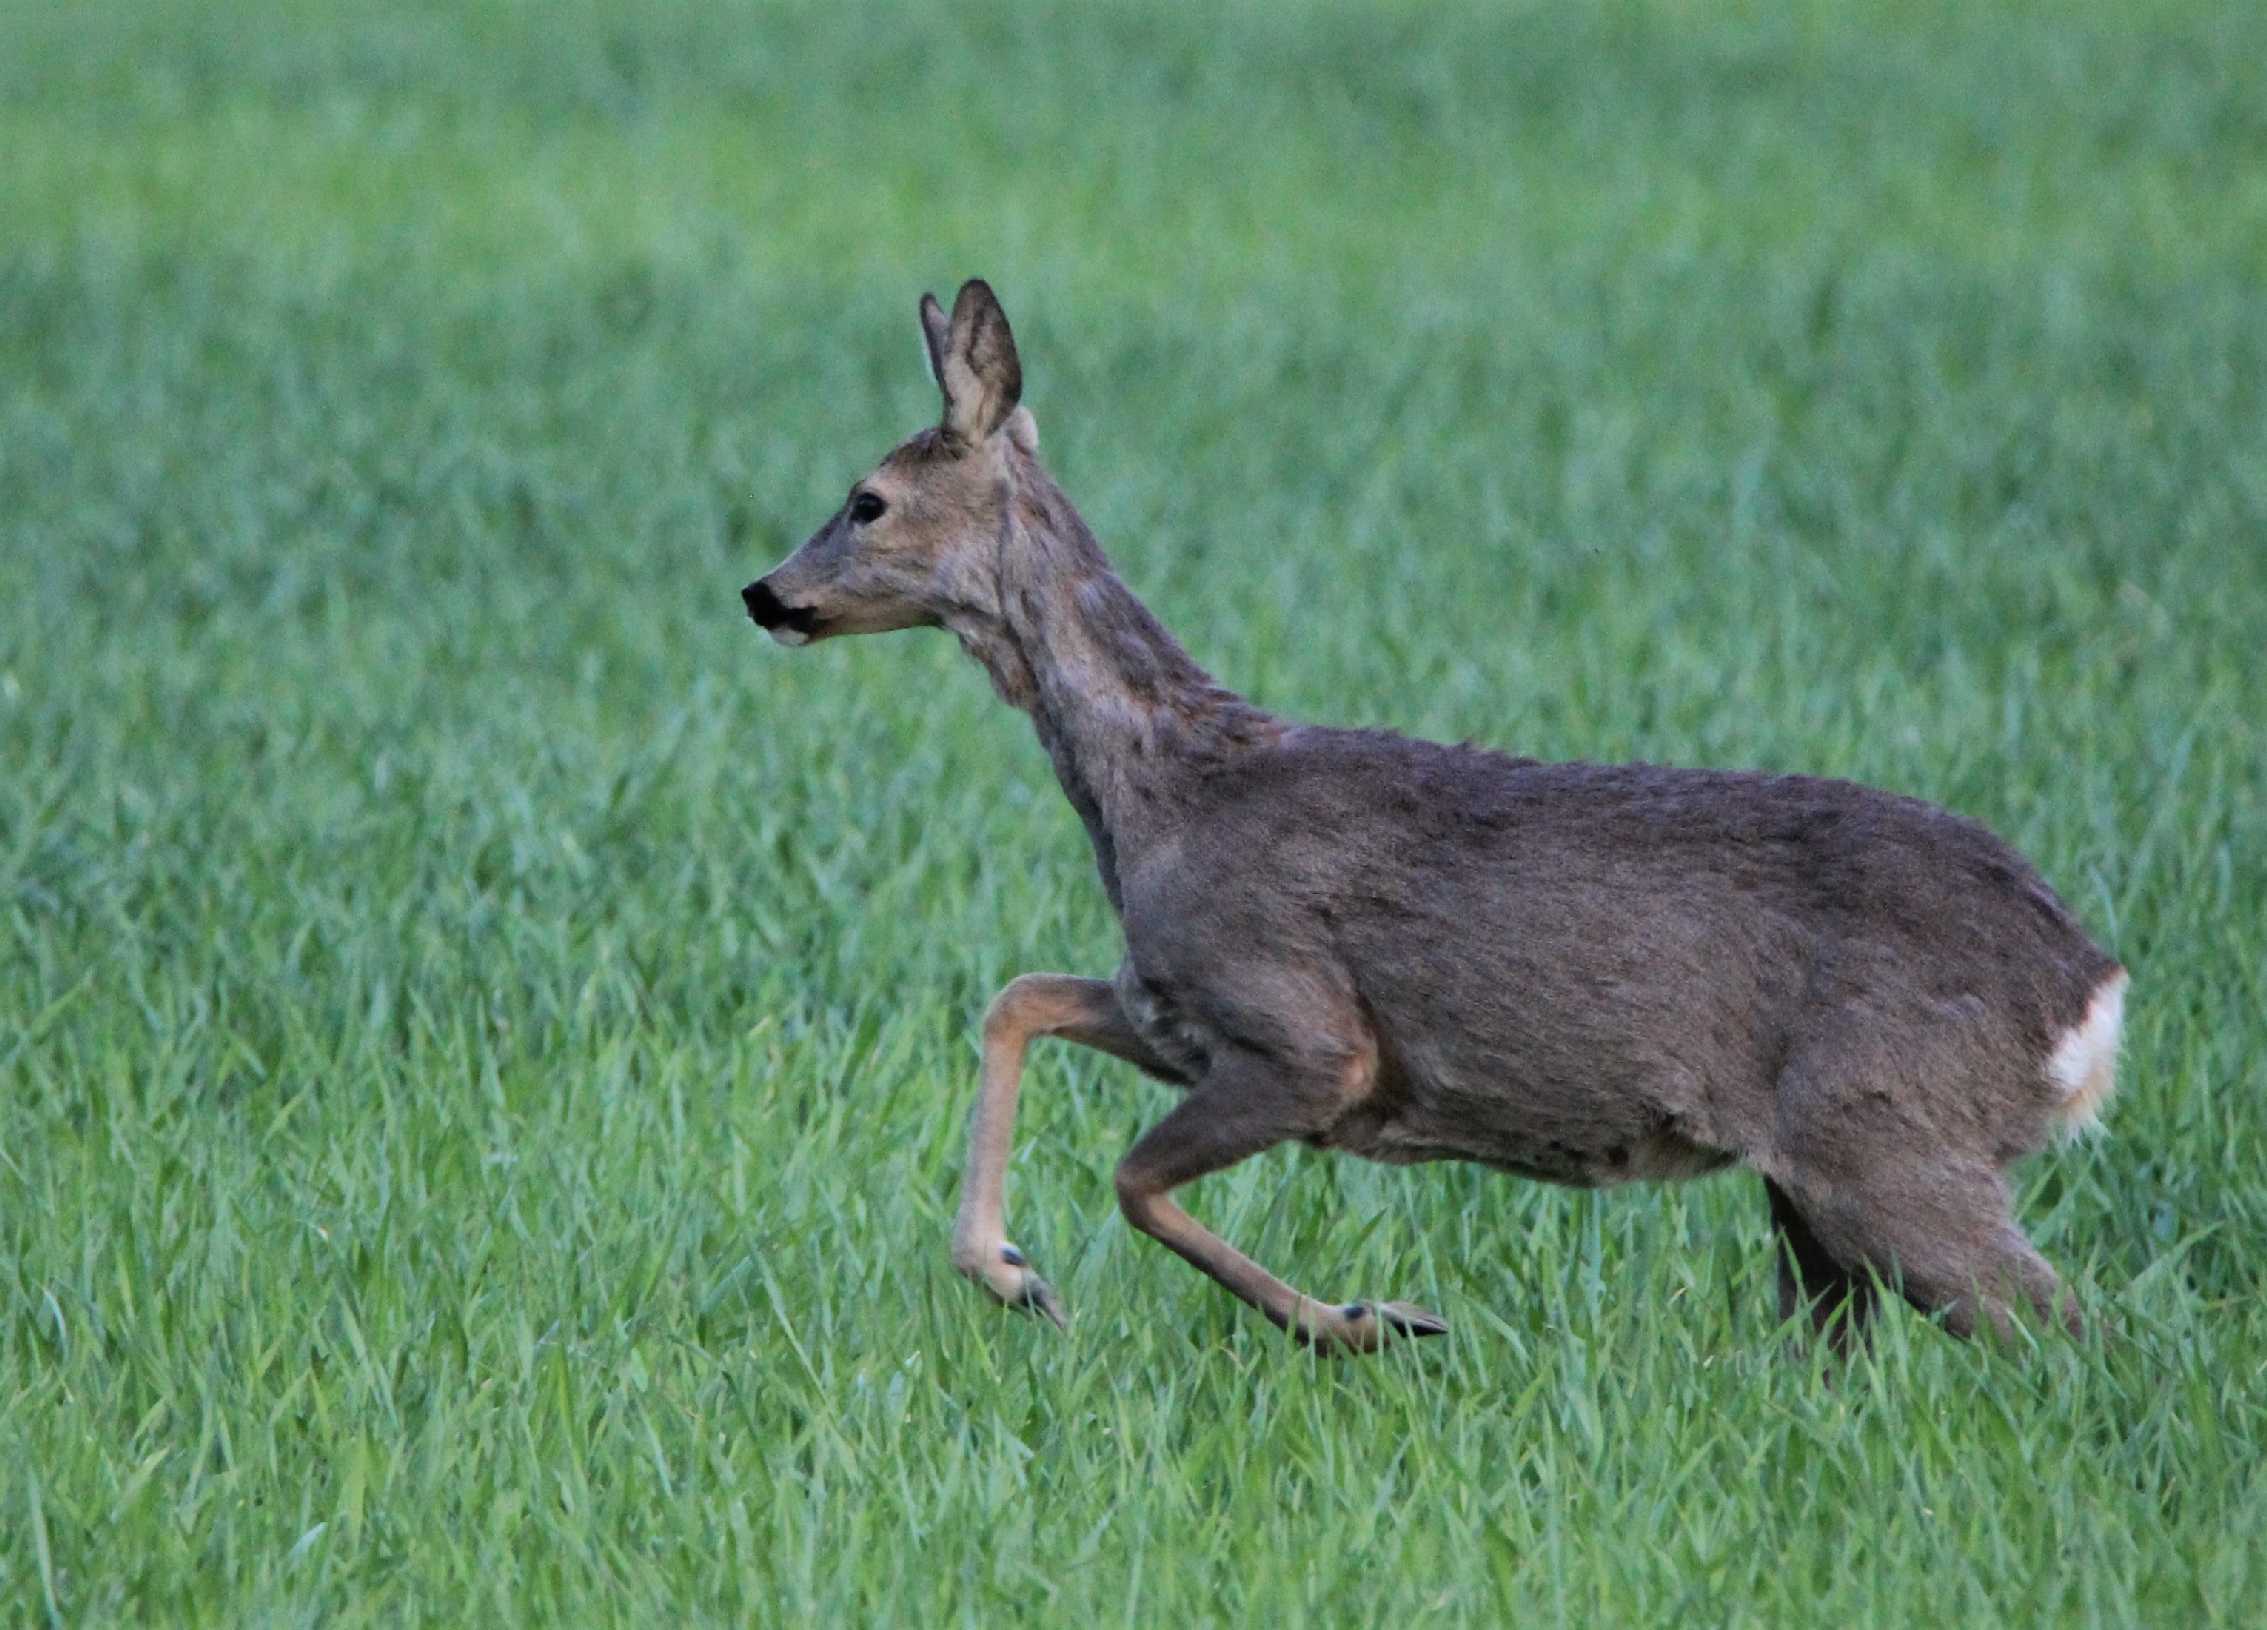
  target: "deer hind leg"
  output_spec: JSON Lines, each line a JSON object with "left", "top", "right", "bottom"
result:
{"left": 1768, "top": 1024, "right": 2085, "bottom": 1342}
{"left": 952, "top": 973, "right": 1185, "bottom": 1326}
{"left": 1113, "top": 1050, "right": 1447, "bottom": 1356}
{"left": 1767, "top": 1028, "right": 2086, "bottom": 1347}
{"left": 1764, "top": 1177, "right": 1878, "bottom": 1355}
{"left": 1773, "top": 1161, "right": 2077, "bottom": 1344}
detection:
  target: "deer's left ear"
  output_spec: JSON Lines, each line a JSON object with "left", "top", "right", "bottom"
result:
{"left": 933, "top": 279, "right": 1022, "bottom": 445}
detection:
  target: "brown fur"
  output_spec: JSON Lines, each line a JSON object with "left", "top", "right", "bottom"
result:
{"left": 744, "top": 281, "right": 2127, "bottom": 1354}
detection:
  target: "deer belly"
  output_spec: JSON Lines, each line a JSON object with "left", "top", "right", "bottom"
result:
{"left": 1311, "top": 1072, "right": 1735, "bottom": 1188}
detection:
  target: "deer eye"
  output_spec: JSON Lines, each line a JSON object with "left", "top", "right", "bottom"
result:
{"left": 849, "top": 492, "right": 887, "bottom": 524}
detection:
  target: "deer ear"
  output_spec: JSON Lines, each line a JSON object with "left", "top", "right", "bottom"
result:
{"left": 937, "top": 279, "right": 1022, "bottom": 444}
{"left": 918, "top": 292, "right": 951, "bottom": 393}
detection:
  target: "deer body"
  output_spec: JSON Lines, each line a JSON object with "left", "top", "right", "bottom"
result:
{"left": 745, "top": 281, "right": 2125, "bottom": 1353}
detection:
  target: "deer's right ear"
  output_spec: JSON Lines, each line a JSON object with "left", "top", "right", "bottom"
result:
{"left": 919, "top": 292, "right": 951, "bottom": 393}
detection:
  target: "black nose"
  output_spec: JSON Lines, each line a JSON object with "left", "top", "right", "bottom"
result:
{"left": 743, "top": 579, "right": 788, "bottom": 628}
{"left": 743, "top": 578, "right": 820, "bottom": 637}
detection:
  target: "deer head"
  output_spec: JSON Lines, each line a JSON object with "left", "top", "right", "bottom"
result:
{"left": 743, "top": 279, "right": 1041, "bottom": 646}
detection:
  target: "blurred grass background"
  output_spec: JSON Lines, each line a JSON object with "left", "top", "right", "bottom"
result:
{"left": 3, "top": 1, "right": 2264, "bottom": 1623}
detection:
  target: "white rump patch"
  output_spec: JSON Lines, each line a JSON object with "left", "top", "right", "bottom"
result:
{"left": 2047, "top": 968, "right": 2128, "bottom": 1138}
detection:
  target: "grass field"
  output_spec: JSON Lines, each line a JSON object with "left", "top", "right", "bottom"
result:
{"left": 5, "top": 0, "right": 2266, "bottom": 1622}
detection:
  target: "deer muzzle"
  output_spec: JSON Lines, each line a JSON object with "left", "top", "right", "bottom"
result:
{"left": 742, "top": 579, "right": 820, "bottom": 646}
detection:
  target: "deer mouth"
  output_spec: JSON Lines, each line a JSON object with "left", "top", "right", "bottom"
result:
{"left": 742, "top": 580, "right": 823, "bottom": 645}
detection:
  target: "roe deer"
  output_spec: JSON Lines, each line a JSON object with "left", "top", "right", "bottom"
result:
{"left": 742, "top": 280, "right": 2126, "bottom": 1355}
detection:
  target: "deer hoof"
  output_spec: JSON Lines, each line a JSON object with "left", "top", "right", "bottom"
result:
{"left": 1009, "top": 1267, "right": 1066, "bottom": 1328}
{"left": 1373, "top": 1301, "right": 1449, "bottom": 1338}
{"left": 957, "top": 1240, "right": 1068, "bottom": 1328}
{"left": 1302, "top": 1299, "right": 1448, "bottom": 1354}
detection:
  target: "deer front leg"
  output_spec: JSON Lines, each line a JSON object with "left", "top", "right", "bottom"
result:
{"left": 1111, "top": 1052, "right": 1447, "bottom": 1355}
{"left": 952, "top": 973, "right": 1182, "bottom": 1325}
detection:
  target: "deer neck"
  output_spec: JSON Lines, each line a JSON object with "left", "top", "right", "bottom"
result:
{"left": 949, "top": 473, "right": 1282, "bottom": 911}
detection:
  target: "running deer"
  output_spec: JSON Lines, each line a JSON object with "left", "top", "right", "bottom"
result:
{"left": 742, "top": 280, "right": 2127, "bottom": 1355}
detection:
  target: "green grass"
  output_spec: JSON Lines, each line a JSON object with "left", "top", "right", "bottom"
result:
{"left": 4, "top": 0, "right": 2266, "bottom": 1622}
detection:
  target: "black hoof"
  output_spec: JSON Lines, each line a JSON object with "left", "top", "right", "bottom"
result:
{"left": 1013, "top": 1271, "right": 1066, "bottom": 1329}
{"left": 1375, "top": 1301, "right": 1449, "bottom": 1338}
